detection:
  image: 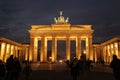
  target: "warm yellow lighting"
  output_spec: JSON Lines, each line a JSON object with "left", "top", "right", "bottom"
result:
{"left": 11, "top": 45, "right": 14, "bottom": 55}
{"left": 6, "top": 44, "right": 10, "bottom": 54}
{"left": 52, "top": 53, "right": 55, "bottom": 62}
{"left": 40, "top": 51, "right": 43, "bottom": 62}
{"left": 111, "top": 44, "right": 113, "bottom": 48}
{"left": 29, "top": 55, "right": 32, "bottom": 61}
{"left": 107, "top": 46, "right": 110, "bottom": 49}
{"left": 34, "top": 38, "right": 38, "bottom": 47}
{"left": 1, "top": 43, "right": 5, "bottom": 60}
{"left": 86, "top": 38, "right": 88, "bottom": 46}
{"left": 115, "top": 43, "right": 118, "bottom": 48}
{"left": 59, "top": 60, "right": 63, "bottom": 63}
{"left": 1, "top": 43, "right": 5, "bottom": 48}
{"left": 54, "top": 11, "right": 69, "bottom": 24}
{"left": 83, "top": 50, "right": 86, "bottom": 54}
{"left": 28, "top": 11, "right": 93, "bottom": 62}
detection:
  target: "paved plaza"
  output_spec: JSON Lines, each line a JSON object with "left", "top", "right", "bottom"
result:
{"left": 18, "top": 63, "right": 115, "bottom": 80}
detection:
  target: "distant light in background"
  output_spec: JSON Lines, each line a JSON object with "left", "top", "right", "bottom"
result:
{"left": 83, "top": 50, "right": 86, "bottom": 54}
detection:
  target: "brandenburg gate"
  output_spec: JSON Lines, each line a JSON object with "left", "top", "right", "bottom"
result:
{"left": 29, "top": 11, "right": 94, "bottom": 62}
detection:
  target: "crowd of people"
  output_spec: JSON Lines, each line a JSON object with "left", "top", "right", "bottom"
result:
{"left": 1, "top": 54, "right": 120, "bottom": 80}
{"left": 66, "top": 55, "right": 92, "bottom": 80}
{"left": 0, "top": 55, "right": 32, "bottom": 80}
{"left": 66, "top": 54, "right": 120, "bottom": 80}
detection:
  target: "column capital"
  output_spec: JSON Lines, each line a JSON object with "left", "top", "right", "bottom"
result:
{"left": 88, "top": 36, "right": 92, "bottom": 38}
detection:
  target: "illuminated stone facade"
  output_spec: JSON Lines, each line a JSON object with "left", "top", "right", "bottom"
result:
{"left": 29, "top": 11, "right": 94, "bottom": 62}
{"left": 1, "top": 11, "right": 120, "bottom": 63}
{"left": 93, "top": 37, "right": 120, "bottom": 63}
{"left": 0, "top": 37, "right": 29, "bottom": 62}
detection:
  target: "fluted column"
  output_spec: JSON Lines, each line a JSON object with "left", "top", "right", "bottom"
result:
{"left": 109, "top": 44, "right": 112, "bottom": 62}
{"left": 113, "top": 43, "right": 116, "bottom": 55}
{"left": 25, "top": 47, "right": 29, "bottom": 61}
{"left": 76, "top": 37, "right": 81, "bottom": 60}
{"left": 8, "top": 45, "right": 11, "bottom": 57}
{"left": 40, "top": 37, "right": 47, "bottom": 62}
{"left": 15, "top": 46, "right": 18, "bottom": 57}
{"left": 103, "top": 46, "right": 107, "bottom": 62}
{"left": 86, "top": 37, "right": 89, "bottom": 60}
{"left": 40, "top": 38, "right": 44, "bottom": 62}
{"left": 2, "top": 43, "right": 6, "bottom": 62}
{"left": 44, "top": 38, "right": 47, "bottom": 62}
{"left": 30, "top": 38, "right": 38, "bottom": 62}
{"left": 86, "top": 36, "right": 93, "bottom": 60}
{"left": 108, "top": 45, "right": 110, "bottom": 63}
{"left": 5, "top": 44, "right": 10, "bottom": 61}
{"left": 13, "top": 45, "right": 15, "bottom": 56}
{"left": 0, "top": 43, "right": 2, "bottom": 60}
{"left": 114, "top": 43, "right": 119, "bottom": 58}
{"left": 34, "top": 38, "right": 38, "bottom": 62}
{"left": 66, "top": 37, "right": 70, "bottom": 61}
{"left": 52, "top": 37, "right": 57, "bottom": 62}
{"left": 118, "top": 42, "right": 120, "bottom": 58}
{"left": 15, "top": 46, "right": 18, "bottom": 58}
{"left": 94, "top": 48, "right": 97, "bottom": 62}
{"left": 29, "top": 38, "right": 34, "bottom": 61}
{"left": 10, "top": 45, "right": 13, "bottom": 55}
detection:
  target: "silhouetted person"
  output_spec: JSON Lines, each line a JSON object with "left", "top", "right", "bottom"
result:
{"left": 23, "top": 61, "right": 32, "bottom": 80}
{"left": 77, "top": 55, "right": 87, "bottom": 80}
{"left": 69, "top": 58, "right": 79, "bottom": 80}
{"left": 110, "top": 55, "right": 120, "bottom": 80}
{"left": 5, "top": 55, "right": 15, "bottom": 80}
{"left": 0, "top": 60, "right": 5, "bottom": 80}
{"left": 65, "top": 60, "right": 70, "bottom": 68}
{"left": 13, "top": 57, "right": 22, "bottom": 80}
{"left": 86, "top": 58, "right": 92, "bottom": 71}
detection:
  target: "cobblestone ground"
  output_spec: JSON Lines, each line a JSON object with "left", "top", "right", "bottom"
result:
{"left": 18, "top": 63, "right": 115, "bottom": 80}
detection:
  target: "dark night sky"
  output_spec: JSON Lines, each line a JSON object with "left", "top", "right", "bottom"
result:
{"left": 0, "top": 0, "right": 120, "bottom": 44}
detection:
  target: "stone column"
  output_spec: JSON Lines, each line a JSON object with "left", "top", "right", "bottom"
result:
{"left": 108, "top": 45, "right": 111, "bottom": 63}
{"left": 109, "top": 44, "right": 112, "bottom": 62}
{"left": 10, "top": 45, "right": 13, "bottom": 55}
{"left": 9, "top": 45, "right": 11, "bottom": 57}
{"left": 113, "top": 43, "right": 116, "bottom": 55}
{"left": 4, "top": 44, "right": 10, "bottom": 61}
{"left": 34, "top": 38, "right": 38, "bottom": 62}
{"left": 118, "top": 42, "right": 120, "bottom": 58}
{"left": 114, "top": 42, "right": 119, "bottom": 58}
{"left": 0, "top": 43, "right": 2, "bottom": 60}
{"left": 29, "top": 38, "right": 34, "bottom": 61}
{"left": 30, "top": 38, "right": 38, "bottom": 62}
{"left": 44, "top": 38, "right": 47, "bottom": 62}
{"left": 52, "top": 37, "right": 57, "bottom": 62}
{"left": 76, "top": 37, "right": 81, "bottom": 60}
{"left": 3, "top": 43, "right": 6, "bottom": 62}
{"left": 86, "top": 37, "right": 89, "bottom": 60}
{"left": 86, "top": 36, "right": 93, "bottom": 60}
{"left": 40, "top": 37, "right": 47, "bottom": 62}
{"left": 15, "top": 46, "right": 18, "bottom": 57}
{"left": 94, "top": 48, "right": 97, "bottom": 62}
{"left": 40, "top": 38, "right": 44, "bottom": 62}
{"left": 15, "top": 46, "right": 18, "bottom": 58}
{"left": 12, "top": 45, "right": 15, "bottom": 56}
{"left": 103, "top": 46, "right": 107, "bottom": 62}
{"left": 66, "top": 37, "right": 70, "bottom": 61}
{"left": 25, "top": 47, "right": 29, "bottom": 61}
